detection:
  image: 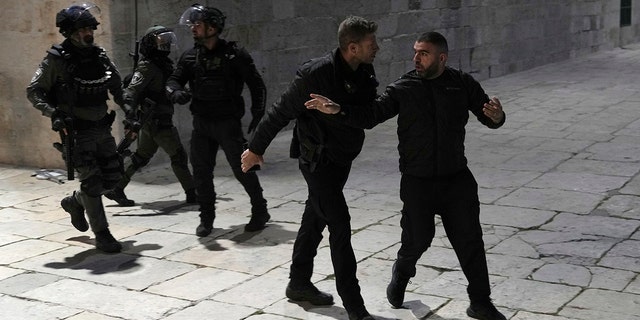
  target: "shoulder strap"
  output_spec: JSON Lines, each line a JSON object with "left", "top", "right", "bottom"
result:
{"left": 46, "top": 44, "right": 70, "bottom": 59}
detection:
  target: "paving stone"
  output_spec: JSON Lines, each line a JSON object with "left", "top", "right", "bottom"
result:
{"left": 0, "top": 239, "right": 67, "bottom": 264}
{"left": 491, "top": 278, "right": 581, "bottom": 313}
{"left": 526, "top": 172, "right": 628, "bottom": 194}
{"left": 145, "top": 267, "right": 253, "bottom": 301}
{"left": 0, "top": 294, "right": 81, "bottom": 320}
{"left": 560, "top": 288, "right": 640, "bottom": 320}
{"left": 0, "top": 266, "right": 24, "bottom": 282}
{"left": 587, "top": 266, "right": 636, "bottom": 291}
{"left": 531, "top": 263, "right": 591, "bottom": 286}
{"left": 0, "top": 271, "right": 60, "bottom": 295}
{"left": 12, "top": 246, "right": 196, "bottom": 290}
{"left": 540, "top": 212, "right": 640, "bottom": 238}
{"left": 496, "top": 187, "right": 604, "bottom": 214}
{"left": 21, "top": 278, "right": 190, "bottom": 320}
{"left": 597, "top": 194, "right": 640, "bottom": 220}
{"left": 480, "top": 205, "right": 556, "bottom": 229}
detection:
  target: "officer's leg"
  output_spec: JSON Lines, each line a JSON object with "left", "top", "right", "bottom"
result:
{"left": 190, "top": 117, "right": 217, "bottom": 236}
{"left": 216, "top": 118, "right": 269, "bottom": 231}
{"left": 74, "top": 130, "right": 122, "bottom": 253}
{"left": 108, "top": 125, "right": 157, "bottom": 206}
{"left": 157, "top": 126, "right": 196, "bottom": 199}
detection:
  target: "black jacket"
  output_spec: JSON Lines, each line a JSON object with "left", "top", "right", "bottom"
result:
{"left": 166, "top": 39, "right": 266, "bottom": 120}
{"left": 249, "top": 49, "right": 377, "bottom": 166}
{"left": 341, "top": 67, "right": 505, "bottom": 178}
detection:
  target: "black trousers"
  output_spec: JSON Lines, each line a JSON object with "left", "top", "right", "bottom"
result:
{"left": 290, "top": 160, "right": 364, "bottom": 311}
{"left": 190, "top": 116, "right": 266, "bottom": 216}
{"left": 396, "top": 167, "right": 491, "bottom": 301}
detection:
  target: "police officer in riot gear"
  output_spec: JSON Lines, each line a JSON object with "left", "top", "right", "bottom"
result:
{"left": 26, "top": 3, "right": 131, "bottom": 253}
{"left": 166, "top": 4, "right": 269, "bottom": 236}
{"left": 105, "top": 26, "right": 197, "bottom": 206}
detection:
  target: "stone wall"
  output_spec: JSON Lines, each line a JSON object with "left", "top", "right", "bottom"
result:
{"left": 4, "top": 0, "right": 640, "bottom": 168}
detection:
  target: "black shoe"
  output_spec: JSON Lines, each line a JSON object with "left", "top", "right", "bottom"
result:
{"left": 285, "top": 282, "right": 334, "bottom": 305}
{"left": 185, "top": 189, "right": 197, "bottom": 204}
{"left": 196, "top": 223, "right": 213, "bottom": 237}
{"left": 386, "top": 263, "right": 410, "bottom": 308}
{"left": 347, "top": 307, "right": 374, "bottom": 320}
{"left": 60, "top": 192, "right": 89, "bottom": 232}
{"left": 244, "top": 211, "right": 270, "bottom": 232}
{"left": 466, "top": 300, "right": 506, "bottom": 320}
{"left": 104, "top": 188, "right": 135, "bottom": 207}
{"left": 94, "top": 229, "right": 122, "bottom": 253}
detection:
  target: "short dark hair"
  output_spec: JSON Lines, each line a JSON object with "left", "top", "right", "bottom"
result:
{"left": 417, "top": 31, "right": 448, "bottom": 54}
{"left": 338, "top": 16, "right": 378, "bottom": 51}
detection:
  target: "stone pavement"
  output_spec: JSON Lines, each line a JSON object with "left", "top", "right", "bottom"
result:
{"left": 2, "top": 43, "right": 640, "bottom": 320}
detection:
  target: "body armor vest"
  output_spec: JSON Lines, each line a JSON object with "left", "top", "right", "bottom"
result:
{"left": 192, "top": 45, "right": 234, "bottom": 101}
{"left": 49, "top": 44, "right": 111, "bottom": 107}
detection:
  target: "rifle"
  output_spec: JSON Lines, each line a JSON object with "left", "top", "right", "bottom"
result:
{"left": 116, "top": 98, "right": 156, "bottom": 157}
{"left": 52, "top": 116, "right": 75, "bottom": 180}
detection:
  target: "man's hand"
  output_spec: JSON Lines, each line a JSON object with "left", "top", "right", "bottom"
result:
{"left": 241, "top": 149, "right": 264, "bottom": 173}
{"left": 483, "top": 97, "right": 504, "bottom": 124}
{"left": 304, "top": 93, "right": 342, "bottom": 114}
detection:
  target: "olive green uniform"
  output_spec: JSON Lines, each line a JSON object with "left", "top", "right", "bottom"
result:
{"left": 117, "top": 58, "right": 195, "bottom": 193}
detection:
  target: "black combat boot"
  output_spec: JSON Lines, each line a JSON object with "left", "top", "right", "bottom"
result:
{"left": 386, "top": 262, "right": 410, "bottom": 308}
{"left": 104, "top": 187, "right": 135, "bottom": 207}
{"left": 60, "top": 191, "right": 89, "bottom": 232}
{"left": 346, "top": 306, "right": 375, "bottom": 320}
{"left": 466, "top": 299, "right": 507, "bottom": 320}
{"left": 196, "top": 212, "right": 215, "bottom": 237}
{"left": 245, "top": 200, "right": 270, "bottom": 232}
{"left": 94, "top": 229, "right": 122, "bottom": 253}
{"left": 185, "top": 188, "right": 197, "bottom": 204}
{"left": 285, "top": 281, "right": 334, "bottom": 305}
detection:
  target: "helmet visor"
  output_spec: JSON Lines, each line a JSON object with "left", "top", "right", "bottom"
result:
{"left": 67, "top": 2, "right": 101, "bottom": 28}
{"left": 179, "top": 6, "right": 205, "bottom": 27}
{"left": 154, "top": 31, "right": 177, "bottom": 52}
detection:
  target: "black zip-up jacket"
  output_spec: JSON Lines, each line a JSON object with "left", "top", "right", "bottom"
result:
{"left": 249, "top": 48, "right": 377, "bottom": 166}
{"left": 340, "top": 67, "right": 505, "bottom": 178}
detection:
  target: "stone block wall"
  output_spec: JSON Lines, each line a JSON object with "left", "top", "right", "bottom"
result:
{"left": 4, "top": 0, "right": 640, "bottom": 168}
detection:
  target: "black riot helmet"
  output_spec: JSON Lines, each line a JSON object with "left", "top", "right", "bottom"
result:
{"left": 56, "top": 2, "right": 101, "bottom": 38}
{"left": 179, "top": 3, "right": 226, "bottom": 32}
{"left": 140, "top": 26, "right": 177, "bottom": 57}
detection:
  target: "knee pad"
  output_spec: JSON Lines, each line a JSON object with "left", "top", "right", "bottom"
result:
{"left": 80, "top": 175, "right": 104, "bottom": 197}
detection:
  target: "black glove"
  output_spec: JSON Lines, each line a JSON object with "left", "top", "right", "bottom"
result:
{"left": 51, "top": 110, "right": 66, "bottom": 132}
{"left": 170, "top": 90, "right": 192, "bottom": 104}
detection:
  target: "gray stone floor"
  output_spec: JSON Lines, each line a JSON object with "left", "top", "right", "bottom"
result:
{"left": 2, "top": 43, "right": 640, "bottom": 320}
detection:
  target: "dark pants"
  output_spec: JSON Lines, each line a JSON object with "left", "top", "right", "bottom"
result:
{"left": 73, "top": 125, "right": 122, "bottom": 233}
{"left": 396, "top": 167, "right": 491, "bottom": 301}
{"left": 190, "top": 115, "right": 266, "bottom": 217}
{"left": 291, "top": 160, "right": 364, "bottom": 311}
{"left": 118, "top": 122, "right": 195, "bottom": 192}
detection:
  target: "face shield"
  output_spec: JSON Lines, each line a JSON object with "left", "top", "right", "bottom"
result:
{"left": 179, "top": 5, "right": 206, "bottom": 28}
{"left": 66, "top": 2, "right": 101, "bottom": 30}
{"left": 154, "top": 31, "right": 178, "bottom": 52}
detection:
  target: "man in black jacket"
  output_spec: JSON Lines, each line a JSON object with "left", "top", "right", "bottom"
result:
{"left": 305, "top": 32, "right": 507, "bottom": 320}
{"left": 241, "top": 16, "right": 379, "bottom": 320}
{"left": 166, "top": 4, "right": 269, "bottom": 236}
